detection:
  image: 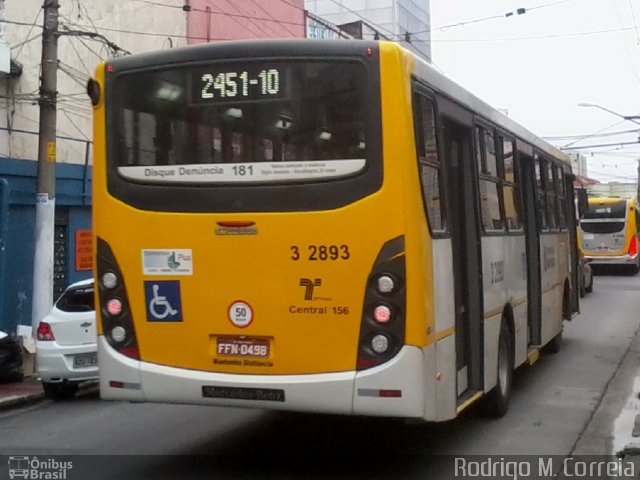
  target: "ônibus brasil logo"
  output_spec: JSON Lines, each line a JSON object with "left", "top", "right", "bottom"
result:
{"left": 8, "top": 456, "right": 72, "bottom": 480}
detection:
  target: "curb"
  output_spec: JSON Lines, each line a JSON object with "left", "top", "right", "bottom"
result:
{"left": 0, "top": 390, "right": 44, "bottom": 411}
{"left": 0, "top": 381, "right": 98, "bottom": 411}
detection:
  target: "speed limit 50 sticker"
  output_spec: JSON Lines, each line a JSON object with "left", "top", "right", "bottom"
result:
{"left": 228, "top": 300, "right": 253, "bottom": 328}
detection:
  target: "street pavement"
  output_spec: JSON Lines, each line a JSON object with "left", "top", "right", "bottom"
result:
{"left": 0, "top": 272, "right": 638, "bottom": 479}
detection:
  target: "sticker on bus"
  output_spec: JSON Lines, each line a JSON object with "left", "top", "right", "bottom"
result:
{"left": 118, "top": 159, "right": 366, "bottom": 184}
{"left": 142, "top": 249, "right": 193, "bottom": 275}
{"left": 144, "top": 281, "right": 183, "bottom": 322}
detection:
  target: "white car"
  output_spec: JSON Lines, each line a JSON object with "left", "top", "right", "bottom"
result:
{"left": 36, "top": 278, "right": 97, "bottom": 400}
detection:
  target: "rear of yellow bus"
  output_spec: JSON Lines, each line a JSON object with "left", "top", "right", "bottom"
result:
{"left": 579, "top": 197, "right": 640, "bottom": 273}
{"left": 92, "top": 41, "right": 432, "bottom": 418}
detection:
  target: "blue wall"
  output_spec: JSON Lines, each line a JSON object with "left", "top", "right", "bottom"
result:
{"left": 0, "top": 158, "right": 92, "bottom": 334}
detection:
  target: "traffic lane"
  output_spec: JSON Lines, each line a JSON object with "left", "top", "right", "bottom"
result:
{"left": 86, "top": 273, "right": 640, "bottom": 480}
{"left": 170, "top": 273, "right": 640, "bottom": 458}
{"left": 0, "top": 274, "right": 638, "bottom": 478}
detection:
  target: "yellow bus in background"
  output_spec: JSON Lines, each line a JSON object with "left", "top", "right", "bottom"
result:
{"left": 90, "top": 40, "right": 579, "bottom": 421}
{"left": 579, "top": 197, "right": 640, "bottom": 273}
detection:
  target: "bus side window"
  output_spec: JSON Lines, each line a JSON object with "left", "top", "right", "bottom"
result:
{"left": 414, "top": 93, "right": 447, "bottom": 234}
{"left": 534, "top": 155, "right": 548, "bottom": 232}
{"left": 476, "top": 125, "right": 504, "bottom": 233}
{"left": 545, "top": 160, "right": 558, "bottom": 231}
{"left": 555, "top": 165, "right": 567, "bottom": 231}
{"left": 500, "top": 136, "right": 522, "bottom": 232}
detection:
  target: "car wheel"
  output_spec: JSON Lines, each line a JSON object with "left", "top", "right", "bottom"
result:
{"left": 42, "top": 382, "right": 78, "bottom": 401}
{"left": 483, "top": 319, "right": 513, "bottom": 417}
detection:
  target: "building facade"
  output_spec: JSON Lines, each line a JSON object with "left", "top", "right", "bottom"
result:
{"left": 0, "top": 0, "right": 187, "bottom": 334}
{"left": 187, "top": 0, "right": 305, "bottom": 43}
{"left": 304, "top": 0, "right": 431, "bottom": 61}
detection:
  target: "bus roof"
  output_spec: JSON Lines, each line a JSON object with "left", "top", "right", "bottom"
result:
{"left": 401, "top": 42, "right": 572, "bottom": 166}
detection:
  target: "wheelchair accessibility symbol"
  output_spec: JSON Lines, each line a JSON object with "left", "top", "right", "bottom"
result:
{"left": 144, "top": 281, "right": 183, "bottom": 322}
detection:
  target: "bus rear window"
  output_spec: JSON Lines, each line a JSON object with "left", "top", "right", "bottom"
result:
{"left": 113, "top": 61, "right": 369, "bottom": 185}
{"left": 582, "top": 200, "right": 627, "bottom": 219}
{"left": 580, "top": 221, "right": 626, "bottom": 234}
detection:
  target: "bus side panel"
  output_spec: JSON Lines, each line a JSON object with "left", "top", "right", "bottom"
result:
{"left": 434, "top": 334, "right": 457, "bottom": 421}
{"left": 506, "top": 235, "right": 529, "bottom": 367}
{"left": 432, "top": 240, "right": 455, "bottom": 335}
{"left": 539, "top": 234, "right": 565, "bottom": 346}
{"left": 431, "top": 239, "right": 456, "bottom": 420}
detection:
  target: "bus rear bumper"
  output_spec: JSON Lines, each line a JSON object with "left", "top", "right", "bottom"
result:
{"left": 585, "top": 253, "right": 637, "bottom": 265}
{"left": 98, "top": 336, "right": 426, "bottom": 418}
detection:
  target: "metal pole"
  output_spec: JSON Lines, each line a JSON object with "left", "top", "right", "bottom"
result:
{"left": 637, "top": 158, "right": 640, "bottom": 203}
{"left": 31, "top": 0, "right": 59, "bottom": 334}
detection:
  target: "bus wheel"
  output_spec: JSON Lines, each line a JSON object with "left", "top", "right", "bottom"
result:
{"left": 483, "top": 319, "right": 513, "bottom": 417}
{"left": 544, "top": 330, "right": 562, "bottom": 354}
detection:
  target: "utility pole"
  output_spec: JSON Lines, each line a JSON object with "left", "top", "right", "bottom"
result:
{"left": 31, "top": 0, "right": 59, "bottom": 334}
{"left": 637, "top": 158, "right": 640, "bottom": 203}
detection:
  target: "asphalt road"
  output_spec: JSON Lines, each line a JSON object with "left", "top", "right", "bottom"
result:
{"left": 1, "top": 271, "right": 639, "bottom": 479}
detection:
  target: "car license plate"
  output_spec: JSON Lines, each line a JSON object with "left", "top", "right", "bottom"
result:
{"left": 73, "top": 353, "right": 97, "bottom": 368}
{"left": 216, "top": 337, "right": 270, "bottom": 358}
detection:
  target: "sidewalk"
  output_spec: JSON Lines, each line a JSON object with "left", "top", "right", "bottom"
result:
{"left": 0, "top": 376, "right": 98, "bottom": 410}
{"left": 0, "top": 376, "right": 45, "bottom": 410}
{"left": 573, "top": 326, "right": 640, "bottom": 459}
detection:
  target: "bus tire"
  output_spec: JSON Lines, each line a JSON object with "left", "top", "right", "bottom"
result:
{"left": 483, "top": 319, "right": 513, "bottom": 418}
{"left": 544, "top": 330, "right": 562, "bottom": 354}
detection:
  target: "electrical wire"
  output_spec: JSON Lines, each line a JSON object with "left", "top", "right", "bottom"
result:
{"left": 11, "top": 8, "right": 43, "bottom": 62}
{"left": 216, "top": 0, "right": 276, "bottom": 38}
{"left": 131, "top": 0, "right": 305, "bottom": 27}
{"left": 247, "top": 0, "right": 299, "bottom": 37}
{"left": 543, "top": 128, "right": 640, "bottom": 140}
{"left": 628, "top": 0, "right": 640, "bottom": 44}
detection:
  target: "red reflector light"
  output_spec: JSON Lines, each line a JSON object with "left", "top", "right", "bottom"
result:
{"left": 36, "top": 322, "right": 55, "bottom": 341}
{"left": 106, "top": 299, "right": 122, "bottom": 316}
{"left": 629, "top": 234, "right": 638, "bottom": 256}
{"left": 379, "top": 389, "right": 402, "bottom": 398}
{"left": 217, "top": 221, "right": 255, "bottom": 228}
{"left": 373, "top": 305, "right": 392, "bottom": 324}
{"left": 357, "top": 358, "right": 380, "bottom": 369}
{"left": 119, "top": 346, "right": 140, "bottom": 359}
{"left": 109, "top": 381, "right": 125, "bottom": 389}
{"left": 366, "top": 47, "right": 373, "bottom": 57}
{"left": 107, "top": 65, "right": 114, "bottom": 72}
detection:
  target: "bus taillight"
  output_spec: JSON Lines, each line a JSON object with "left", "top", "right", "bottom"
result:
{"left": 356, "top": 237, "right": 406, "bottom": 370}
{"left": 97, "top": 238, "right": 140, "bottom": 360}
{"left": 629, "top": 234, "right": 638, "bottom": 256}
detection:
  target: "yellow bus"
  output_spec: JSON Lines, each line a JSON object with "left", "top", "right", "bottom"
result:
{"left": 579, "top": 197, "right": 640, "bottom": 273}
{"left": 90, "top": 40, "right": 579, "bottom": 421}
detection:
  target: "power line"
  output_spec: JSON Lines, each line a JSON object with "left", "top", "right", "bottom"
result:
{"left": 561, "top": 140, "right": 640, "bottom": 150}
{"left": 60, "top": 109, "right": 90, "bottom": 140}
{"left": 12, "top": 8, "right": 42, "bottom": 62}
{"left": 562, "top": 119, "right": 627, "bottom": 149}
{"left": 130, "top": 0, "right": 305, "bottom": 27}
{"left": 59, "top": 18, "right": 227, "bottom": 41}
{"left": 432, "top": 25, "right": 640, "bottom": 43}
{"left": 543, "top": 128, "right": 640, "bottom": 140}
{"left": 324, "top": 0, "right": 397, "bottom": 38}
{"left": 215, "top": 0, "right": 276, "bottom": 39}
{"left": 247, "top": 0, "right": 299, "bottom": 37}
{"left": 628, "top": 0, "right": 640, "bottom": 44}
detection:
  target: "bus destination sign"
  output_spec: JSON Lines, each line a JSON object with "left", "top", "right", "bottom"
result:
{"left": 192, "top": 66, "right": 285, "bottom": 104}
